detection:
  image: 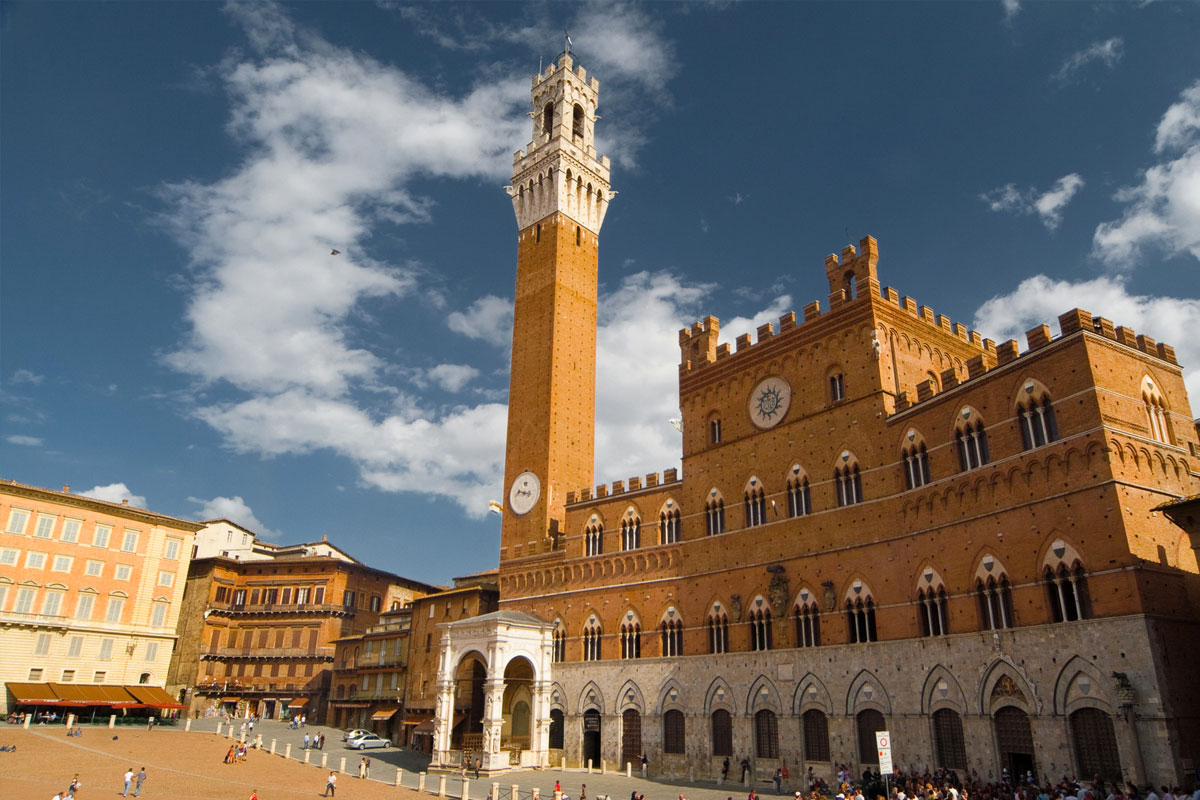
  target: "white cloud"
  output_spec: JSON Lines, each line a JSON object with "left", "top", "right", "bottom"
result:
{"left": 10, "top": 369, "right": 44, "bottom": 385}
{"left": 188, "top": 495, "right": 282, "bottom": 539}
{"left": 427, "top": 364, "right": 481, "bottom": 393}
{"left": 973, "top": 274, "right": 1200, "bottom": 398}
{"left": 1002, "top": 0, "right": 1021, "bottom": 22}
{"left": 447, "top": 295, "right": 514, "bottom": 345}
{"left": 1052, "top": 38, "right": 1123, "bottom": 85}
{"left": 5, "top": 434, "right": 43, "bottom": 447}
{"left": 161, "top": 2, "right": 529, "bottom": 398}
{"left": 1093, "top": 80, "right": 1200, "bottom": 268}
{"left": 980, "top": 173, "right": 1085, "bottom": 230}
{"left": 80, "top": 483, "right": 147, "bottom": 509}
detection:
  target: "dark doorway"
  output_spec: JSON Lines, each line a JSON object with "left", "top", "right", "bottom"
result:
{"left": 549, "top": 709, "right": 564, "bottom": 750}
{"left": 994, "top": 707, "right": 1037, "bottom": 781}
{"left": 583, "top": 710, "right": 602, "bottom": 767}
{"left": 621, "top": 709, "right": 642, "bottom": 769}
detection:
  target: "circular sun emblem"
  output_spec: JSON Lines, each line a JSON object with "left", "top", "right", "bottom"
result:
{"left": 748, "top": 376, "right": 791, "bottom": 429}
{"left": 756, "top": 386, "right": 783, "bottom": 419}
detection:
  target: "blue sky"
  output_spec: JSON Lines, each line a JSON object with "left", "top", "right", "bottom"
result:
{"left": 3, "top": 1, "right": 1199, "bottom": 585}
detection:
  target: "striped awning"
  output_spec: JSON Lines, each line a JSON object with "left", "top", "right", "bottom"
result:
{"left": 371, "top": 707, "right": 399, "bottom": 721}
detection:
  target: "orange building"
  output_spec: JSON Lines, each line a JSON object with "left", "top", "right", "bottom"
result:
{"left": 431, "top": 53, "right": 1200, "bottom": 787}
{"left": 0, "top": 480, "right": 202, "bottom": 716}
{"left": 328, "top": 605, "right": 411, "bottom": 741}
{"left": 168, "top": 522, "right": 438, "bottom": 721}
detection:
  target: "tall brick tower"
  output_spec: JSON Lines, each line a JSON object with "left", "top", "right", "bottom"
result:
{"left": 500, "top": 52, "right": 612, "bottom": 560}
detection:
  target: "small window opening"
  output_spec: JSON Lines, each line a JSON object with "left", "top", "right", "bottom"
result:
{"left": 542, "top": 103, "right": 554, "bottom": 136}
{"left": 573, "top": 104, "right": 585, "bottom": 139}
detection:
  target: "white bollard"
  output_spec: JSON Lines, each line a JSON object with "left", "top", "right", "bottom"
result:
{"left": 256, "top": 734, "right": 263, "bottom": 749}
{"left": 285, "top": 743, "right": 292, "bottom": 759}
{"left": 216, "top": 722, "right": 223, "bottom": 736}
{"left": 626, "top": 763, "right": 632, "bottom": 778}
{"left": 270, "top": 739, "right": 277, "bottom": 755}
{"left": 304, "top": 750, "right": 311, "bottom": 764}
{"left": 340, "top": 756, "right": 347, "bottom": 774}
{"left": 492, "top": 782, "right": 500, "bottom": 800}
{"left": 744, "top": 771, "right": 750, "bottom": 788}
{"left": 438, "top": 774, "right": 447, "bottom": 797}
{"left": 532, "top": 789, "right": 540, "bottom": 800}
{"left": 397, "top": 767, "right": 406, "bottom": 787}
{"left": 240, "top": 730, "right": 247, "bottom": 743}
{"left": 586, "top": 759, "right": 593, "bottom": 774}
{"left": 108, "top": 715, "right": 116, "bottom": 729}
{"left": 463, "top": 778, "right": 471, "bottom": 800}
{"left": 601, "top": 760, "right": 607, "bottom": 775}
{"left": 689, "top": 766, "right": 696, "bottom": 782}
{"left": 511, "top": 784, "right": 519, "bottom": 800}
{"left": 641, "top": 763, "right": 646, "bottom": 779}
{"left": 555, "top": 793, "right": 562, "bottom": 800}
{"left": 561, "top": 757, "right": 566, "bottom": 771}
{"left": 418, "top": 773, "right": 427, "bottom": 792}
{"left": 67, "top": 714, "right": 76, "bottom": 728}
{"left": 322, "top": 753, "right": 328, "bottom": 768}
{"left": 185, "top": 719, "right": 191, "bottom": 732}
{"left": 24, "top": 715, "right": 32, "bottom": 729}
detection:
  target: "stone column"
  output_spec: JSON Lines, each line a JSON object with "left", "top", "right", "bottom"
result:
{"left": 482, "top": 677, "right": 507, "bottom": 772}
{"left": 530, "top": 679, "right": 552, "bottom": 769}
{"left": 434, "top": 677, "right": 458, "bottom": 767}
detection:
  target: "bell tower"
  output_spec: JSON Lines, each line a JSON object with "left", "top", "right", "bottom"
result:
{"left": 500, "top": 52, "right": 613, "bottom": 561}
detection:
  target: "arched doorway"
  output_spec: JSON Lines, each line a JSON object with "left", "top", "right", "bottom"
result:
{"left": 994, "top": 707, "right": 1036, "bottom": 780}
{"left": 583, "top": 709, "right": 602, "bottom": 767}
{"left": 453, "top": 654, "right": 487, "bottom": 752}
{"left": 1069, "top": 708, "right": 1120, "bottom": 783}
{"left": 856, "top": 709, "right": 885, "bottom": 767}
{"left": 621, "top": 709, "right": 642, "bottom": 769}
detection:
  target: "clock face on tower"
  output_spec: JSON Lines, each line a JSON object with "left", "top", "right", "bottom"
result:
{"left": 508, "top": 471, "right": 541, "bottom": 516}
{"left": 748, "top": 376, "right": 792, "bottom": 429}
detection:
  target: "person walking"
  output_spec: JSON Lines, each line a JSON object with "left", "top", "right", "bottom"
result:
{"left": 323, "top": 771, "right": 337, "bottom": 797}
{"left": 122, "top": 767, "right": 134, "bottom": 797}
{"left": 134, "top": 767, "right": 147, "bottom": 797}
{"left": 67, "top": 774, "right": 81, "bottom": 798}
{"left": 359, "top": 756, "right": 368, "bottom": 779}
{"left": 304, "top": 733, "right": 310, "bottom": 750}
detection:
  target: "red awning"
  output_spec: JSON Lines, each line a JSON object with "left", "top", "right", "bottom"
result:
{"left": 288, "top": 697, "right": 309, "bottom": 708}
{"left": 371, "top": 708, "right": 399, "bottom": 721}
{"left": 126, "top": 686, "right": 187, "bottom": 710}
{"left": 6, "top": 683, "right": 62, "bottom": 705}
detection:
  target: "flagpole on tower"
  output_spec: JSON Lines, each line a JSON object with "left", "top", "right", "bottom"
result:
{"left": 564, "top": 30, "right": 572, "bottom": 58}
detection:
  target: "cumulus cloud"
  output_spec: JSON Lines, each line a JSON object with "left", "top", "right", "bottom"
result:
{"left": 10, "top": 369, "right": 44, "bottom": 386}
{"left": 427, "top": 364, "right": 481, "bottom": 393}
{"left": 1093, "top": 80, "right": 1200, "bottom": 268}
{"left": 973, "top": 274, "right": 1200, "bottom": 398}
{"left": 80, "top": 483, "right": 147, "bottom": 508}
{"left": 980, "top": 173, "right": 1085, "bottom": 230}
{"left": 447, "top": 295, "right": 514, "bottom": 345}
{"left": 5, "top": 435, "right": 43, "bottom": 447}
{"left": 189, "top": 495, "right": 282, "bottom": 539}
{"left": 1052, "top": 38, "right": 1123, "bottom": 85}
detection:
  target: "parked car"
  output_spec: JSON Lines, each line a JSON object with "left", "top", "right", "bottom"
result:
{"left": 342, "top": 728, "right": 371, "bottom": 742}
{"left": 345, "top": 732, "right": 391, "bottom": 750}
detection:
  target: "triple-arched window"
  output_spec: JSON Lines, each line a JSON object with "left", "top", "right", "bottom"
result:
{"left": 977, "top": 574, "right": 1014, "bottom": 630}
{"left": 787, "top": 475, "right": 811, "bottom": 517}
{"left": 1045, "top": 561, "right": 1090, "bottom": 622}
{"left": 705, "top": 493, "right": 726, "bottom": 535}
{"left": 620, "top": 620, "right": 641, "bottom": 659}
{"left": 552, "top": 622, "right": 566, "bottom": 662}
{"left": 1018, "top": 389, "right": 1059, "bottom": 449}
{"left": 661, "top": 617, "right": 683, "bottom": 657}
{"left": 956, "top": 408, "right": 990, "bottom": 471}
{"left": 1143, "top": 378, "right": 1170, "bottom": 443}
{"left": 903, "top": 441, "right": 931, "bottom": 489}
{"left": 794, "top": 598, "right": 821, "bottom": 647}
{"left": 846, "top": 591, "right": 877, "bottom": 643}
{"left": 744, "top": 480, "right": 766, "bottom": 528}
{"left": 621, "top": 515, "right": 641, "bottom": 551}
{"left": 835, "top": 464, "right": 862, "bottom": 506}
{"left": 707, "top": 607, "right": 729, "bottom": 654}
{"left": 918, "top": 585, "right": 949, "bottom": 637}
{"left": 585, "top": 522, "right": 603, "bottom": 556}
{"left": 659, "top": 506, "right": 680, "bottom": 544}
{"left": 749, "top": 605, "right": 773, "bottom": 651}
{"left": 582, "top": 619, "right": 602, "bottom": 661}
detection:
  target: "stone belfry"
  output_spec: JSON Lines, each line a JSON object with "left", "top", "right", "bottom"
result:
{"left": 500, "top": 52, "right": 613, "bottom": 561}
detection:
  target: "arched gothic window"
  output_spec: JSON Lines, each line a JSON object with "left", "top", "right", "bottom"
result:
{"left": 835, "top": 464, "right": 862, "bottom": 507}
{"left": 585, "top": 522, "right": 603, "bottom": 556}
{"left": 659, "top": 507, "right": 680, "bottom": 544}
{"left": 1018, "top": 393, "right": 1059, "bottom": 449}
{"left": 903, "top": 442, "right": 931, "bottom": 489}
{"left": 582, "top": 620, "right": 602, "bottom": 661}
{"left": 705, "top": 495, "right": 725, "bottom": 535}
{"left": 542, "top": 102, "right": 554, "bottom": 136}
{"left": 663, "top": 709, "right": 685, "bottom": 754}
{"left": 754, "top": 709, "right": 779, "bottom": 759}
{"left": 1143, "top": 379, "right": 1171, "bottom": 443}
{"left": 707, "top": 609, "right": 729, "bottom": 654}
{"left": 802, "top": 709, "right": 830, "bottom": 762}
{"left": 787, "top": 477, "right": 811, "bottom": 517}
{"left": 552, "top": 625, "right": 567, "bottom": 662}
{"left": 711, "top": 709, "right": 733, "bottom": 756}
{"left": 956, "top": 417, "right": 990, "bottom": 471}
{"left": 621, "top": 516, "right": 641, "bottom": 551}
{"left": 1045, "top": 561, "right": 1091, "bottom": 622}
{"left": 661, "top": 618, "right": 683, "bottom": 657}
{"left": 918, "top": 585, "right": 949, "bottom": 637}
{"left": 977, "top": 574, "right": 1014, "bottom": 630}
{"left": 620, "top": 621, "right": 641, "bottom": 659}
{"left": 572, "top": 104, "right": 585, "bottom": 139}
{"left": 793, "top": 599, "right": 821, "bottom": 647}
{"left": 846, "top": 595, "right": 878, "bottom": 643}
{"left": 749, "top": 606, "right": 773, "bottom": 651}
{"left": 744, "top": 483, "right": 766, "bottom": 528}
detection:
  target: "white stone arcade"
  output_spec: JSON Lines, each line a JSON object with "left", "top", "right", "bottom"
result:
{"left": 432, "top": 610, "right": 555, "bottom": 772}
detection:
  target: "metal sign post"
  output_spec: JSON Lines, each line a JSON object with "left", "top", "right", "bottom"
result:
{"left": 876, "top": 731, "right": 893, "bottom": 797}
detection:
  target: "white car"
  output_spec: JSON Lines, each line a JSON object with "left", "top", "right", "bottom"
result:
{"left": 342, "top": 728, "right": 372, "bottom": 742}
{"left": 346, "top": 732, "right": 391, "bottom": 750}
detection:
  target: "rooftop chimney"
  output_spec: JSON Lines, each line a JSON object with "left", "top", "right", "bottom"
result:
{"left": 62, "top": 485, "right": 70, "bottom": 493}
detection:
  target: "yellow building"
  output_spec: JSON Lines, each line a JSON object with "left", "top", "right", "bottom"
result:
{"left": 0, "top": 479, "right": 202, "bottom": 716}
